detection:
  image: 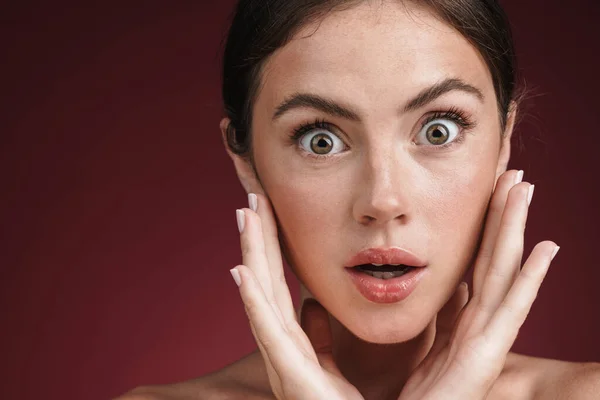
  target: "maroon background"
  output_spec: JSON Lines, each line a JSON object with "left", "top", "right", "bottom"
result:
{"left": 1, "top": 1, "right": 599, "bottom": 399}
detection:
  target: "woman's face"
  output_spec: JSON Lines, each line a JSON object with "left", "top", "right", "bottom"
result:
{"left": 237, "top": 1, "right": 511, "bottom": 343}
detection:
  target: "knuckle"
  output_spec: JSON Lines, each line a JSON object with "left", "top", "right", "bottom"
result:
{"left": 495, "top": 170, "right": 516, "bottom": 191}
{"left": 244, "top": 299, "right": 260, "bottom": 319}
{"left": 257, "top": 335, "right": 275, "bottom": 352}
{"left": 501, "top": 300, "right": 527, "bottom": 322}
{"left": 475, "top": 297, "right": 494, "bottom": 314}
{"left": 519, "top": 266, "right": 540, "bottom": 280}
{"left": 458, "top": 338, "right": 493, "bottom": 370}
{"left": 507, "top": 182, "right": 529, "bottom": 203}
{"left": 499, "top": 300, "right": 518, "bottom": 316}
{"left": 240, "top": 239, "right": 252, "bottom": 257}
{"left": 248, "top": 209, "right": 263, "bottom": 228}
{"left": 488, "top": 264, "right": 510, "bottom": 280}
{"left": 488, "top": 201, "right": 504, "bottom": 218}
{"left": 503, "top": 217, "right": 524, "bottom": 231}
{"left": 504, "top": 243, "right": 524, "bottom": 257}
{"left": 488, "top": 258, "right": 518, "bottom": 279}
{"left": 476, "top": 241, "right": 495, "bottom": 262}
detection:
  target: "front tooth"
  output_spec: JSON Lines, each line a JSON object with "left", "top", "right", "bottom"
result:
{"left": 371, "top": 263, "right": 384, "bottom": 266}
{"left": 382, "top": 272, "right": 395, "bottom": 279}
{"left": 372, "top": 271, "right": 385, "bottom": 278}
{"left": 389, "top": 264, "right": 401, "bottom": 266}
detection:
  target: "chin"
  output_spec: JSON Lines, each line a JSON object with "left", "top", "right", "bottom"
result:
{"left": 334, "top": 304, "right": 434, "bottom": 345}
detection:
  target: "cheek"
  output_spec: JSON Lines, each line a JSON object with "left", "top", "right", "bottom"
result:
{"left": 432, "top": 166, "right": 491, "bottom": 224}
{"left": 277, "top": 180, "right": 342, "bottom": 239}
{"left": 422, "top": 151, "right": 496, "bottom": 273}
{"left": 257, "top": 158, "right": 345, "bottom": 268}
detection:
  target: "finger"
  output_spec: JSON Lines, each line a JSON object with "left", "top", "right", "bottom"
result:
{"left": 233, "top": 264, "right": 304, "bottom": 375}
{"left": 251, "top": 193, "right": 297, "bottom": 324}
{"left": 473, "top": 170, "right": 523, "bottom": 294}
{"left": 475, "top": 182, "right": 533, "bottom": 319}
{"left": 300, "top": 298, "right": 343, "bottom": 377}
{"left": 240, "top": 267, "right": 297, "bottom": 398}
{"left": 238, "top": 208, "right": 284, "bottom": 323}
{"left": 429, "top": 282, "right": 470, "bottom": 359}
{"left": 483, "top": 241, "right": 558, "bottom": 356}
{"left": 247, "top": 313, "right": 285, "bottom": 396}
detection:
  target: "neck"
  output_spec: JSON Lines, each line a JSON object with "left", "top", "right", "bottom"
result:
{"left": 298, "top": 284, "right": 436, "bottom": 400}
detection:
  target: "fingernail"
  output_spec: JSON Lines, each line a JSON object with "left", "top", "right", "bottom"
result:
{"left": 551, "top": 246, "right": 560, "bottom": 261}
{"left": 230, "top": 268, "right": 242, "bottom": 287}
{"left": 236, "top": 209, "right": 245, "bottom": 233}
{"left": 515, "top": 170, "right": 524, "bottom": 185}
{"left": 527, "top": 184, "right": 535, "bottom": 206}
{"left": 248, "top": 193, "right": 258, "bottom": 212}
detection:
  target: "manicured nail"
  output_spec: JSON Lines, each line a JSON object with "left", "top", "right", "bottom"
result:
{"left": 527, "top": 184, "right": 535, "bottom": 206}
{"left": 551, "top": 246, "right": 560, "bottom": 261}
{"left": 230, "top": 268, "right": 242, "bottom": 287}
{"left": 248, "top": 193, "right": 258, "bottom": 212}
{"left": 515, "top": 170, "right": 524, "bottom": 185}
{"left": 236, "top": 209, "right": 245, "bottom": 233}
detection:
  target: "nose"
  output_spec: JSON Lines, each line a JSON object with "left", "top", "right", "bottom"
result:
{"left": 352, "top": 150, "right": 413, "bottom": 227}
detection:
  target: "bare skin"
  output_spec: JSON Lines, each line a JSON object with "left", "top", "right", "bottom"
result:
{"left": 114, "top": 2, "right": 600, "bottom": 399}
{"left": 115, "top": 350, "right": 599, "bottom": 400}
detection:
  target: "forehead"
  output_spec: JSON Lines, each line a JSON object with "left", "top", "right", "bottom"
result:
{"left": 255, "top": 1, "right": 494, "bottom": 120}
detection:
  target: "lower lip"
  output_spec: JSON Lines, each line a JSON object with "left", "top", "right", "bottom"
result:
{"left": 345, "top": 267, "right": 427, "bottom": 304}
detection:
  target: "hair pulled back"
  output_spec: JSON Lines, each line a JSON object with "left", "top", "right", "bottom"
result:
{"left": 221, "top": 0, "right": 518, "bottom": 160}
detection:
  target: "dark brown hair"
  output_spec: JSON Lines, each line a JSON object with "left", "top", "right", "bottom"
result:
{"left": 221, "top": 0, "right": 518, "bottom": 160}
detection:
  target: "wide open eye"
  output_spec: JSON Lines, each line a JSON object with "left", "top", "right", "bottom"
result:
{"left": 298, "top": 130, "right": 345, "bottom": 156}
{"left": 415, "top": 118, "right": 460, "bottom": 146}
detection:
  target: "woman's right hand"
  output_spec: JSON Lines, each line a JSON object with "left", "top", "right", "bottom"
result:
{"left": 230, "top": 192, "right": 363, "bottom": 400}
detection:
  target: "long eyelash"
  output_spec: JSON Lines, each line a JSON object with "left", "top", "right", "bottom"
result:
{"left": 288, "top": 118, "right": 340, "bottom": 160}
{"left": 290, "top": 118, "right": 333, "bottom": 141}
{"left": 420, "top": 106, "right": 475, "bottom": 150}
{"left": 289, "top": 108, "right": 476, "bottom": 156}
{"left": 422, "top": 106, "right": 475, "bottom": 129}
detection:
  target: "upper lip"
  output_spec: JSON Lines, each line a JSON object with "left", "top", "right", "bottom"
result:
{"left": 345, "top": 247, "right": 427, "bottom": 268}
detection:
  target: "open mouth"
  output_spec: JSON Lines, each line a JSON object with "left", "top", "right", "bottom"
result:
{"left": 352, "top": 264, "right": 415, "bottom": 279}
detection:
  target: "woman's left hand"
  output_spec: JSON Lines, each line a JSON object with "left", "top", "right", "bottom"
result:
{"left": 398, "top": 170, "right": 559, "bottom": 399}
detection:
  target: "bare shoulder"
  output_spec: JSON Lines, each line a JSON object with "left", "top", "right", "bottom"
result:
{"left": 112, "top": 351, "right": 274, "bottom": 400}
{"left": 488, "top": 351, "right": 600, "bottom": 400}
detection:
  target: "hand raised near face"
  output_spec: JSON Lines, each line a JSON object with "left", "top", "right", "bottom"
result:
{"left": 230, "top": 192, "right": 363, "bottom": 400}
{"left": 398, "top": 170, "right": 559, "bottom": 400}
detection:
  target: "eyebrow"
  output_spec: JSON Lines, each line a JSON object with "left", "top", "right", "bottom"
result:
{"left": 271, "top": 78, "right": 484, "bottom": 122}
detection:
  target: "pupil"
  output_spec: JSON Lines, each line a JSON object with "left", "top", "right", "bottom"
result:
{"left": 427, "top": 124, "right": 448, "bottom": 144}
{"left": 312, "top": 134, "right": 332, "bottom": 154}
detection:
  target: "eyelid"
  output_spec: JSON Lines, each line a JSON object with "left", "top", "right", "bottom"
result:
{"left": 411, "top": 107, "right": 475, "bottom": 150}
{"left": 290, "top": 118, "right": 348, "bottom": 159}
{"left": 291, "top": 118, "right": 342, "bottom": 139}
{"left": 420, "top": 107, "right": 474, "bottom": 128}
{"left": 290, "top": 107, "right": 475, "bottom": 156}
{"left": 415, "top": 118, "right": 460, "bottom": 147}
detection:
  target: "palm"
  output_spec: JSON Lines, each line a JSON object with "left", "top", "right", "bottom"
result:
{"left": 233, "top": 170, "right": 557, "bottom": 399}
{"left": 398, "top": 170, "right": 556, "bottom": 399}
{"left": 232, "top": 192, "right": 364, "bottom": 399}
{"left": 398, "top": 283, "right": 480, "bottom": 399}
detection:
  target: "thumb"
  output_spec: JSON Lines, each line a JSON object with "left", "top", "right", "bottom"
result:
{"left": 300, "top": 298, "right": 343, "bottom": 377}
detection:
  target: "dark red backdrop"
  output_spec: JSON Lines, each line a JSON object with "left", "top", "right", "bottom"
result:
{"left": 1, "top": 1, "right": 599, "bottom": 399}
